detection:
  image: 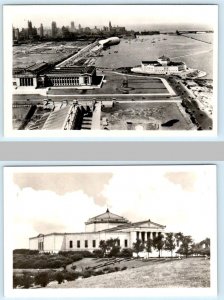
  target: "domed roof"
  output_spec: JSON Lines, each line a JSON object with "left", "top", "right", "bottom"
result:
{"left": 85, "top": 209, "right": 130, "bottom": 225}
{"left": 158, "top": 55, "right": 170, "bottom": 61}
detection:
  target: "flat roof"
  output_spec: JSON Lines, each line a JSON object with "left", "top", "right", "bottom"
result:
{"left": 46, "top": 66, "right": 96, "bottom": 76}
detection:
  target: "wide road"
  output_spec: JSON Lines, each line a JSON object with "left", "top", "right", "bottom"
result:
{"left": 13, "top": 94, "right": 181, "bottom": 103}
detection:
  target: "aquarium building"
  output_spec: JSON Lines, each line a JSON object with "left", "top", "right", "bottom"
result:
{"left": 29, "top": 209, "right": 166, "bottom": 255}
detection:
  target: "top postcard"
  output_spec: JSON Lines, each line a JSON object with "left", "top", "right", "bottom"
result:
{"left": 3, "top": 5, "right": 218, "bottom": 138}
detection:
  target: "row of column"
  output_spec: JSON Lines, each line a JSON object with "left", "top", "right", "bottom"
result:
{"left": 136, "top": 231, "right": 161, "bottom": 242}
{"left": 20, "top": 77, "right": 34, "bottom": 86}
{"left": 50, "top": 76, "right": 80, "bottom": 86}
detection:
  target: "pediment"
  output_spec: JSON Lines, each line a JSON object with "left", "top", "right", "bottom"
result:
{"left": 132, "top": 220, "right": 165, "bottom": 229}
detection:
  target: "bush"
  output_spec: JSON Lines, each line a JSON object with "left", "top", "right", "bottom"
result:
{"left": 13, "top": 273, "right": 34, "bottom": 289}
{"left": 62, "top": 271, "right": 80, "bottom": 281}
{"left": 13, "top": 249, "right": 39, "bottom": 255}
{"left": 55, "top": 272, "right": 64, "bottom": 284}
{"left": 93, "top": 270, "right": 104, "bottom": 276}
{"left": 23, "top": 273, "right": 33, "bottom": 289}
{"left": 93, "top": 249, "right": 104, "bottom": 258}
{"left": 121, "top": 266, "right": 127, "bottom": 271}
{"left": 119, "top": 248, "right": 133, "bottom": 258}
{"left": 108, "top": 246, "right": 120, "bottom": 257}
{"left": 82, "top": 270, "right": 92, "bottom": 278}
{"left": 35, "top": 272, "right": 49, "bottom": 287}
{"left": 58, "top": 250, "right": 93, "bottom": 258}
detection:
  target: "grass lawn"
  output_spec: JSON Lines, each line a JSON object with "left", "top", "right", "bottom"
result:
{"left": 48, "top": 72, "right": 169, "bottom": 96}
{"left": 101, "top": 102, "right": 192, "bottom": 130}
{"left": 50, "top": 257, "right": 210, "bottom": 288}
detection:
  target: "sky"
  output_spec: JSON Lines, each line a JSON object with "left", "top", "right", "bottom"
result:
{"left": 6, "top": 165, "right": 216, "bottom": 249}
{"left": 8, "top": 5, "right": 217, "bottom": 31}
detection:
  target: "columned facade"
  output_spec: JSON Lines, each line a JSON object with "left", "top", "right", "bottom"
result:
{"left": 29, "top": 210, "right": 166, "bottom": 255}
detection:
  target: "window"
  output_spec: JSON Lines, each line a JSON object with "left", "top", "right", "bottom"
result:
{"left": 85, "top": 240, "right": 88, "bottom": 248}
{"left": 77, "top": 240, "right": 80, "bottom": 248}
{"left": 92, "top": 240, "right": 96, "bottom": 248}
{"left": 69, "top": 240, "right": 73, "bottom": 248}
{"left": 84, "top": 77, "right": 89, "bottom": 85}
{"left": 117, "top": 239, "right": 120, "bottom": 246}
{"left": 124, "top": 239, "right": 128, "bottom": 248}
{"left": 38, "top": 241, "right": 44, "bottom": 251}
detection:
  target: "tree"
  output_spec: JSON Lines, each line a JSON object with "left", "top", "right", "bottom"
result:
{"left": 99, "top": 238, "right": 121, "bottom": 257}
{"left": 176, "top": 235, "right": 193, "bottom": 258}
{"left": 145, "top": 238, "right": 153, "bottom": 258}
{"left": 55, "top": 272, "right": 64, "bottom": 284}
{"left": 164, "top": 233, "right": 176, "bottom": 257}
{"left": 153, "top": 234, "right": 165, "bottom": 258}
{"left": 174, "top": 232, "right": 184, "bottom": 248}
{"left": 34, "top": 271, "right": 49, "bottom": 287}
{"left": 133, "top": 239, "right": 144, "bottom": 258}
{"left": 191, "top": 242, "right": 201, "bottom": 256}
{"left": 99, "top": 240, "right": 109, "bottom": 257}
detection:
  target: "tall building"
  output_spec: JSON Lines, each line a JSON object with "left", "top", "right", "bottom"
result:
{"left": 12, "top": 27, "right": 19, "bottom": 41}
{"left": 71, "top": 21, "right": 75, "bottom": 32}
{"left": 51, "top": 21, "right": 57, "bottom": 38}
{"left": 39, "top": 23, "right": 44, "bottom": 38}
{"left": 27, "top": 20, "right": 33, "bottom": 38}
{"left": 109, "top": 21, "right": 112, "bottom": 31}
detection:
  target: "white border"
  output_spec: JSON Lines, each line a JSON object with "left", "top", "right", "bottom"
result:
{"left": 3, "top": 5, "right": 218, "bottom": 138}
{"left": 4, "top": 165, "right": 217, "bottom": 297}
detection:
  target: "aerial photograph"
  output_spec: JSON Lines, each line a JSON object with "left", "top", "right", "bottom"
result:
{"left": 4, "top": 165, "right": 216, "bottom": 295}
{"left": 4, "top": 5, "right": 217, "bottom": 134}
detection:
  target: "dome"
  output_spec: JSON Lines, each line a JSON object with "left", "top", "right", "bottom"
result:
{"left": 85, "top": 209, "right": 129, "bottom": 225}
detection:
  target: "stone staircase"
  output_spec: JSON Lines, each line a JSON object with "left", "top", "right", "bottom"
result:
{"left": 81, "top": 116, "right": 92, "bottom": 130}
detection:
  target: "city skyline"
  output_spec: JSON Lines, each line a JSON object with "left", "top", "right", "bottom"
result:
{"left": 10, "top": 5, "right": 216, "bottom": 31}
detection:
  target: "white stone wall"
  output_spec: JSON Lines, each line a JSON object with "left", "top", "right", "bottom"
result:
{"left": 29, "top": 238, "right": 38, "bottom": 250}
{"left": 30, "top": 231, "right": 131, "bottom": 252}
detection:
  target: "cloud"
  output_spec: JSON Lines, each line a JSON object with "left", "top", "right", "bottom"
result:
{"left": 164, "top": 172, "right": 197, "bottom": 192}
{"left": 12, "top": 185, "right": 107, "bottom": 248}
{"left": 13, "top": 172, "right": 112, "bottom": 206}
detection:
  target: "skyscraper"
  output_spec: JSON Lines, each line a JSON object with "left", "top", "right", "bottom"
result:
{"left": 71, "top": 21, "right": 75, "bottom": 32}
{"left": 109, "top": 21, "right": 112, "bottom": 31}
{"left": 27, "top": 20, "right": 33, "bottom": 38}
{"left": 40, "top": 23, "right": 44, "bottom": 38}
{"left": 51, "top": 21, "right": 57, "bottom": 38}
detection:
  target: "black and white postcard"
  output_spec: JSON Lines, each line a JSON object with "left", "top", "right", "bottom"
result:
{"left": 4, "top": 165, "right": 217, "bottom": 296}
{"left": 3, "top": 5, "right": 218, "bottom": 137}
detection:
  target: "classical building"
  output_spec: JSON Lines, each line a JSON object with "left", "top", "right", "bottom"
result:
{"left": 29, "top": 209, "right": 166, "bottom": 254}
{"left": 13, "top": 64, "right": 97, "bottom": 88}
{"left": 132, "top": 56, "right": 187, "bottom": 75}
{"left": 45, "top": 66, "right": 97, "bottom": 87}
{"left": 12, "top": 62, "right": 50, "bottom": 89}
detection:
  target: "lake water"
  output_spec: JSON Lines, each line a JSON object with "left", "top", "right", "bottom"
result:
{"left": 95, "top": 34, "right": 214, "bottom": 79}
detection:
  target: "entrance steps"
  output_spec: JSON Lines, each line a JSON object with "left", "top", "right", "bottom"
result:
{"left": 81, "top": 116, "right": 92, "bottom": 130}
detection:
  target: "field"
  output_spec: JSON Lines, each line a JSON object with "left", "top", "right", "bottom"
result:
{"left": 101, "top": 102, "right": 193, "bottom": 130}
{"left": 48, "top": 257, "right": 210, "bottom": 288}
{"left": 13, "top": 41, "right": 90, "bottom": 69}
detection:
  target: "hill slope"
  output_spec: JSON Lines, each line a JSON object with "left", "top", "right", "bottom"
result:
{"left": 48, "top": 257, "right": 210, "bottom": 288}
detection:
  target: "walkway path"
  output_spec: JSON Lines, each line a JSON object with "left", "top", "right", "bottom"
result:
{"left": 91, "top": 102, "right": 101, "bottom": 130}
